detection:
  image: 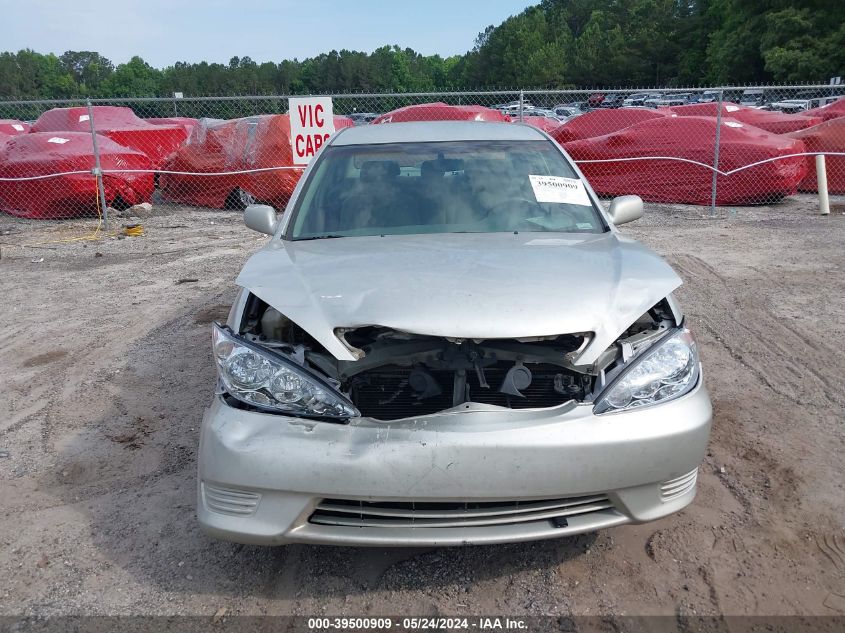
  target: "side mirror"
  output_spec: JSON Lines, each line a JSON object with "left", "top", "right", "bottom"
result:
{"left": 244, "top": 204, "right": 278, "bottom": 235}
{"left": 607, "top": 195, "right": 643, "bottom": 225}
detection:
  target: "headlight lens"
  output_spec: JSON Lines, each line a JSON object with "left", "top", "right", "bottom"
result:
{"left": 212, "top": 323, "right": 359, "bottom": 419}
{"left": 594, "top": 328, "right": 699, "bottom": 414}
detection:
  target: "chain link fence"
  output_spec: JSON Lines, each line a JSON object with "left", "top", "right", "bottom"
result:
{"left": 0, "top": 85, "right": 843, "bottom": 239}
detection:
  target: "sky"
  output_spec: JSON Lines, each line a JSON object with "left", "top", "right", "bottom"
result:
{"left": 3, "top": 0, "right": 535, "bottom": 67}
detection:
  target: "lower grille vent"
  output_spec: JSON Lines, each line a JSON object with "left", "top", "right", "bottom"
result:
{"left": 309, "top": 495, "right": 615, "bottom": 529}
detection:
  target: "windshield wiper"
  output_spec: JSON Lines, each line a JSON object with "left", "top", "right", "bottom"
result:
{"left": 295, "top": 234, "right": 346, "bottom": 241}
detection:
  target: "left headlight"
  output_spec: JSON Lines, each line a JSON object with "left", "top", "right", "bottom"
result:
{"left": 212, "top": 323, "right": 359, "bottom": 420}
{"left": 593, "top": 327, "right": 700, "bottom": 414}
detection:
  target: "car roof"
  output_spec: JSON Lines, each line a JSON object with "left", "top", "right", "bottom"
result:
{"left": 330, "top": 121, "right": 548, "bottom": 146}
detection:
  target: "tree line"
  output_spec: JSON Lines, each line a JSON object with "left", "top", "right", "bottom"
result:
{"left": 0, "top": 0, "right": 842, "bottom": 100}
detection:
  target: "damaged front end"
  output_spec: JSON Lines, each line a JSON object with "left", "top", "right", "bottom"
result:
{"left": 215, "top": 293, "right": 684, "bottom": 422}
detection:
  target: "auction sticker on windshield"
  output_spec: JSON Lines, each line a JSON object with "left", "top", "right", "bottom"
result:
{"left": 529, "top": 175, "right": 591, "bottom": 206}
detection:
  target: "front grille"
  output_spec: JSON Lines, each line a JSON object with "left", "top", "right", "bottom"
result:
{"left": 350, "top": 364, "right": 582, "bottom": 420}
{"left": 660, "top": 468, "right": 698, "bottom": 502}
{"left": 202, "top": 482, "right": 261, "bottom": 516}
{"left": 309, "top": 495, "right": 614, "bottom": 528}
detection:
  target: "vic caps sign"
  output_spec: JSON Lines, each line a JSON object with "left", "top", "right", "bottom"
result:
{"left": 289, "top": 97, "right": 335, "bottom": 165}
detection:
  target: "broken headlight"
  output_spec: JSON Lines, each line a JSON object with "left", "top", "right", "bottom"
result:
{"left": 212, "top": 323, "right": 359, "bottom": 419}
{"left": 594, "top": 328, "right": 699, "bottom": 414}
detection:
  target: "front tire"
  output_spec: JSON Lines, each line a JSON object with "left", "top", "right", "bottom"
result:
{"left": 225, "top": 188, "right": 256, "bottom": 210}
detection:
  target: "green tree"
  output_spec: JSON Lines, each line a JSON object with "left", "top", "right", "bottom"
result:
{"left": 100, "top": 56, "right": 161, "bottom": 96}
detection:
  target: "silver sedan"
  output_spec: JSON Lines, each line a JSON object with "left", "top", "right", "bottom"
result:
{"left": 197, "top": 121, "right": 712, "bottom": 546}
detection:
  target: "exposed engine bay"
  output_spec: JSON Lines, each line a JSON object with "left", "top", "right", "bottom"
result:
{"left": 234, "top": 293, "right": 678, "bottom": 421}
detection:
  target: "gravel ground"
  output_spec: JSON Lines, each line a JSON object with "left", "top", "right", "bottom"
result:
{"left": 0, "top": 195, "right": 843, "bottom": 624}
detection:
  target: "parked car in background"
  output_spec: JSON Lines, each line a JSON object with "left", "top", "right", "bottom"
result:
{"left": 553, "top": 104, "right": 584, "bottom": 118}
{"left": 696, "top": 90, "right": 721, "bottom": 103}
{"left": 788, "top": 117, "right": 845, "bottom": 193}
{"left": 739, "top": 89, "right": 767, "bottom": 108}
{"left": 803, "top": 97, "right": 845, "bottom": 122}
{"left": 0, "top": 119, "right": 30, "bottom": 141}
{"left": 146, "top": 116, "right": 199, "bottom": 137}
{"left": 493, "top": 100, "right": 534, "bottom": 116}
{"left": 670, "top": 102, "right": 821, "bottom": 134}
{"left": 654, "top": 93, "right": 693, "bottom": 107}
{"left": 199, "top": 120, "right": 713, "bottom": 546}
{"left": 159, "top": 114, "right": 353, "bottom": 210}
{"left": 31, "top": 106, "right": 187, "bottom": 169}
{"left": 587, "top": 93, "right": 606, "bottom": 108}
{"left": 347, "top": 112, "right": 379, "bottom": 126}
{"left": 551, "top": 107, "right": 671, "bottom": 143}
{"left": 562, "top": 115, "right": 807, "bottom": 205}
{"left": 643, "top": 94, "right": 666, "bottom": 108}
{"left": 599, "top": 94, "right": 626, "bottom": 109}
{"left": 623, "top": 93, "right": 661, "bottom": 107}
{"left": 0, "top": 132, "right": 153, "bottom": 219}
{"left": 373, "top": 103, "right": 508, "bottom": 124}
{"left": 518, "top": 114, "right": 565, "bottom": 132}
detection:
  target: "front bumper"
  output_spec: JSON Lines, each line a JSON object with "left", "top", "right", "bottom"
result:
{"left": 197, "top": 380, "right": 712, "bottom": 546}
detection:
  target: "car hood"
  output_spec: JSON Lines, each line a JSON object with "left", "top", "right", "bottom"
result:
{"left": 236, "top": 232, "right": 682, "bottom": 365}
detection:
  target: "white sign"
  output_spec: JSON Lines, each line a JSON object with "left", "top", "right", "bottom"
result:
{"left": 289, "top": 96, "right": 335, "bottom": 165}
{"left": 78, "top": 114, "right": 90, "bottom": 123}
{"left": 47, "top": 137, "right": 70, "bottom": 144}
{"left": 11, "top": 124, "right": 24, "bottom": 131}
{"left": 529, "top": 175, "right": 591, "bottom": 206}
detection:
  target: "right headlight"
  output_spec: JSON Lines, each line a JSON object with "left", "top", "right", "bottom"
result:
{"left": 212, "top": 323, "right": 359, "bottom": 420}
{"left": 593, "top": 328, "right": 700, "bottom": 414}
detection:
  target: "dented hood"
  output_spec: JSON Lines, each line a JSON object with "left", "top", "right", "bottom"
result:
{"left": 236, "top": 232, "right": 682, "bottom": 365}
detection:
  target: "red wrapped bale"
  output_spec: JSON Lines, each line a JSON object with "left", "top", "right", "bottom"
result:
{"left": 563, "top": 116, "right": 807, "bottom": 205}
{"left": 372, "top": 103, "right": 509, "bottom": 124}
{"left": 0, "top": 132, "right": 154, "bottom": 219}
{"left": 159, "top": 114, "right": 353, "bottom": 209}
{"left": 32, "top": 106, "right": 187, "bottom": 169}
{"left": 787, "top": 118, "right": 845, "bottom": 193}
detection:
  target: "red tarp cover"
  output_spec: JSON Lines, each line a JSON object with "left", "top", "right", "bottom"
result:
{"left": 550, "top": 108, "right": 670, "bottom": 143}
{"left": 0, "top": 132, "right": 154, "bottom": 218}
{"left": 669, "top": 102, "right": 821, "bottom": 134}
{"left": 519, "top": 116, "right": 564, "bottom": 133}
{"left": 372, "top": 103, "right": 509, "bottom": 124}
{"left": 146, "top": 117, "right": 199, "bottom": 137}
{"left": 787, "top": 118, "right": 845, "bottom": 193}
{"left": 0, "top": 119, "right": 30, "bottom": 138}
{"left": 563, "top": 116, "right": 807, "bottom": 205}
{"left": 31, "top": 106, "right": 187, "bottom": 169}
{"left": 803, "top": 98, "right": 845, "bottom": 122}
{"left": 159, "top": 114, "right": 353, "bottom": 209}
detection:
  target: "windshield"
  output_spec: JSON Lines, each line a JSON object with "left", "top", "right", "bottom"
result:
{"left": 288, "top": 140, "right": 605, "bottom": 240}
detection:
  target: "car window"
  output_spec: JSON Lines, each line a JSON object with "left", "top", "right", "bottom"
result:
{"left": 288, "top": 140, "right": 605, "bottom": 239}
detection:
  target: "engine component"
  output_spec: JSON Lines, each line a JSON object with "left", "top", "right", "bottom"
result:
{"left": 408, "top": 367, "right": 442, "bottom": 399}
{"left": 499, "top": 362, "right": 532, "bottom": 397}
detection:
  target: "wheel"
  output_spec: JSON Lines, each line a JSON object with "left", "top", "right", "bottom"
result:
{"left": 225, "top": 188, "right": 257, "bottom": 210}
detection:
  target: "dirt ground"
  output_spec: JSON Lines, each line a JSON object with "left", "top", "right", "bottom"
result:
{"left": 0, "top": 195, "right": 843, "bottom": 624}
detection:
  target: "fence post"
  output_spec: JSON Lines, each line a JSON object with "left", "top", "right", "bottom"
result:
{"left": 86, "top": 99, "right": 109, "bottom": 229}
{"left": 816, "top": 155, "right": 830, "bottom": 215}
{"left": 518, "top": 90, "right": 524, "bottom": 122}
{"left": 710, "top": 88, "right": 724, "bottom": 214}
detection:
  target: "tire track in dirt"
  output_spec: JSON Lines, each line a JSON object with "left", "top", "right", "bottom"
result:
{"left": 670, "top": 253, "right": 843, "bottom": 409}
